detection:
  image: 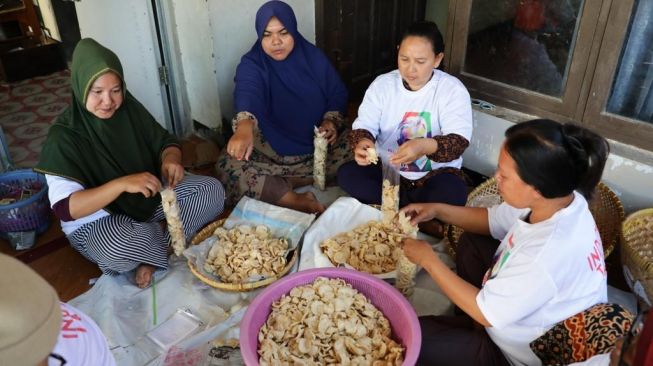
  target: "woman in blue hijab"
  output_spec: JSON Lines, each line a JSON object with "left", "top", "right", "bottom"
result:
{"left": 216, "top": 0, "right": 349, "bottom": 213}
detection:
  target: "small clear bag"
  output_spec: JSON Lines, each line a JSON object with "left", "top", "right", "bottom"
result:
{"left": 378, "top": 149, "right": 400, "bottom": 221}
{"left": 146, "top": 308, "right": 204, "bottom": 350}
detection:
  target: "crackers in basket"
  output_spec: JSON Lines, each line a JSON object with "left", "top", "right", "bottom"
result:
{"left": 204, "top": 225, "right": 289, "bottom": 283}
{"left": 320, "top": 212, "right": 416, "bottom": 275}
{"left": 258, "top": 276, "right": 404, "bottom": 365}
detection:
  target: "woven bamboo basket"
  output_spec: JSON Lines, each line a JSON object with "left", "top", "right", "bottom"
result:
{"left": 446, "top": 178, "right": 624, "bottom": 260}
{"left": 621, "top": 208, "right": 653, "bottom": 307}
{"left": 445, "top": 177, "right": 500, "bottom": 259}
{"left": 188, "top": 219, "right": 298, "bottom": 292}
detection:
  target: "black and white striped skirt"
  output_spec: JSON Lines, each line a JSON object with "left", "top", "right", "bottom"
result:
{"left": 68, "top": 175, "right": 225, "bottom": 275}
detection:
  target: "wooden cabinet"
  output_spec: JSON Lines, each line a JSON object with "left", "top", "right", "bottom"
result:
{"left": 0, "top": 0, "right": 66, "bottom": 82}
{"left": 0, "top": 0, "right": 42, "bottom": 43}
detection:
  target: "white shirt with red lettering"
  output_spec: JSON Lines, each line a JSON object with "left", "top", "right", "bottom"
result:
{"left": 49, "top": 302, "right": 116, "bottom": 366}
{"left": 477, "top": 191, "right": 608, "bottom": 366}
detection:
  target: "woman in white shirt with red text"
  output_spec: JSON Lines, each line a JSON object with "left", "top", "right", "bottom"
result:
{"left": 402, "top": 119, "right": 610, "bottom": 365}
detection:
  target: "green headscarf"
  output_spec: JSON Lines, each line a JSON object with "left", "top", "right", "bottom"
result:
{"left": 35, "top": 38, "right": 179, "bottom": 221}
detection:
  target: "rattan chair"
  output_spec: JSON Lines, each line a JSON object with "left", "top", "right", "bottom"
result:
{"left": 445, "top": 178, "right": 625, "bottom": 259}
{"left": 621, "top": 208, "right": 653, "bottom": 306}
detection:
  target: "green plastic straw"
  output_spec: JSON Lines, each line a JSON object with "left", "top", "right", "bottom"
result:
{"left": 152, "top": 275, "right": 157, "bottom": 326}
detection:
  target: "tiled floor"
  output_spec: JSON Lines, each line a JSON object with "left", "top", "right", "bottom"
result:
{"left": 0, "top": 70, "right": 71, "bottom": 168}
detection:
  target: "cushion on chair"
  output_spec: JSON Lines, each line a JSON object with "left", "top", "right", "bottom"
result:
{"left": 529, "top": 303, "right": 634, "bottom": 365}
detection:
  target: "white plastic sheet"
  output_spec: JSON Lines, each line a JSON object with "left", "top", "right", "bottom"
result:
{"left": 69, "top": 258, "right": 252, "bottom": 366}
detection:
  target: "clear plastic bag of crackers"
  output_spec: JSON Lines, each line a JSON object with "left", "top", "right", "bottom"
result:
{"left": 378, "top": 149, "right": 400, "bottom": 223}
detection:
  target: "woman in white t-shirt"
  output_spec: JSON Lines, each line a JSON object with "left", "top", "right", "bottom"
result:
{"left": 338, "top": 21, "right": 473, "bottom": 238}
{"left": 400, "top": 119, "right": 610, "bottom": 365}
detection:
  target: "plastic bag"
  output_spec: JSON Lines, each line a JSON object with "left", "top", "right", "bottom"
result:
{"left": 378, "top": 149, "right": 400, "bottom": 221}
{"left": 6, "top": 230, "right": 35, "bottom": 250}
{"left": 313, "top": 126, "right": 328, "bottom": 191}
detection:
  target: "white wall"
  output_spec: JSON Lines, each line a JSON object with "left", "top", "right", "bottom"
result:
{"left": 170, "top": 0, "right": 222, "bottom": 129}
{"left": 209, "top": 0, "right": 316, "bottom": 121}
{"left": 464, "top": 110, "right": 653, "bottom": 214}
{"left": 38, "top": 0, "right": 61, "bottom": 41}
{"left": 75, "top": 0, "right": 169, "bottom": 128}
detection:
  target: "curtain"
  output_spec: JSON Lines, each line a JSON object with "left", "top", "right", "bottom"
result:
{"left": 607, "top": 0, "right": 653, "bottom": 123}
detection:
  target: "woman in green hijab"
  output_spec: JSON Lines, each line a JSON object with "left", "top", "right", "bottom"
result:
{"left": 35, "top": 38, "right": 225, "bottom": 288}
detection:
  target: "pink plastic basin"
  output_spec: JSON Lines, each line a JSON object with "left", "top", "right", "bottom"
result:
{"left": 240, "top": 267, "right": 421, "bottom": 365}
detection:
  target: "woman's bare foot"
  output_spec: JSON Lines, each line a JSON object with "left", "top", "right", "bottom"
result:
{"left": 276, "top": 191, "right": 326, "bottom": 214}
{"left": 135, "top": 264, "right": 156, "bottom": 288}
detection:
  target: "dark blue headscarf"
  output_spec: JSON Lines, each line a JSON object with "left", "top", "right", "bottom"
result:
{"left": 234, "top": 0, "right": 348, "bottom": 156}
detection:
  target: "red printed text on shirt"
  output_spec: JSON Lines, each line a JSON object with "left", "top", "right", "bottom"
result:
{"left": 60, "top": 307, "right": 87, "bottom": 339}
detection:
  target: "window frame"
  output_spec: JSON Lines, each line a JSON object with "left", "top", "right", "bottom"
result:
{"left": 583, "top": 0, "right": 653, "bottom": 151}
{"left": 445, "top": 0, "right": 653, "bottom": 151}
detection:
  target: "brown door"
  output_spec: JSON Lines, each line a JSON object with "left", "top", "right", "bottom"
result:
{"left": 316, "top": 0, "right": 426, "bottom": 103}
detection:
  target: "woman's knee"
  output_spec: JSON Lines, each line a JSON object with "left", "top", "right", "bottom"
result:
{"left": 336, "top": 161, "right": 357, "bottom": 188}
{"left": 455, "top": 231, "right": 476, "bottom": 262}
{"left": 196, "top": 176, "right": 225, "bottom": 216}
{"left": 337, "top": 161, "right": 379, "bottom": 190}
{"left": 206, "top": 176, "right": 226, "bottom": 201}
{"left": 455, "top": 231, "right": 500, "bottom": 271}
{"left": 420, "top": 173, "right": 468, "bottom": 205}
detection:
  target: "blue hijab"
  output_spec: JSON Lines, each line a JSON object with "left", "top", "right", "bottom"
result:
{"left": 234, "top": 0, "right": 348, "bottom": 156}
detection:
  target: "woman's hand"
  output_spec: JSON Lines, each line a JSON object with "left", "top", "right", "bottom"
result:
{"left": 354, "top": 138, "right": 375, "bottom": 166}
{"left": 402, "top": 238, "right": 438, "bottom": 267}
{"left": 161, "top": 146, "right": 183, "bottom": 188}
{"left": 227, "top": 119, "right": 255, "bottom": 161}
{"left": 401, "top": 203, "right": 439, "bottom": 225}
{"left": 390, "top": 138, "right": 437, "bottom": 165}
{"left": 318, "top": 120, "right": 338, "bottom": 145}
{"left": 119, "top": 172, "right": 162, "bottom": 198}
{"left": 161, "top": 161, "right": 184, "bottom": 188}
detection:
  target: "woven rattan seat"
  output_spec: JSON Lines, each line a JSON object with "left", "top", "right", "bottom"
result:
{"left": 446, "top": 178, "right": 624, "bottom": 259}
{"left": 621, "top": 208, "right": 653, "bottom": 306}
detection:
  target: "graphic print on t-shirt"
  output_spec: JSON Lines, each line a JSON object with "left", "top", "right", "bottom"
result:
{"left": 482, "top": 233, "right": 516, "bottom": 286}
{"left": 396, "top": 111, "right": 433, "bottom": 172}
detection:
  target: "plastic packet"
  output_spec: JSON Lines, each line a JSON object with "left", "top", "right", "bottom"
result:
{"left": 313, "top": 126, "right": 328, "bottom": 191}
{"left": 160, "top": 188, "right": 186, "bottom": 256}
{"left": 6, "top": 230, "right": 35, "bottom": 250}
{"left": 146, "top": 308, "right": 204, "bottom": 350}
{"left": 378, "top": 149, "right": 400, "bottom": 222}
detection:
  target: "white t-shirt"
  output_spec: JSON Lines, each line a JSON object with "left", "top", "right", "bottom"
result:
{"left": 45, "top": 174, "right": 109, "bottom": 235}
{"left": 569, "top": 353, "right": 611, "bottom": 366}
{"left": 478, "top": 191, "right": 608, "bottom": 366}
{"left": 352, "top": 69, "right": 472, "bottom": 180}
{"left": 49, "top": 302, "right": 116, "bottom": 366}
